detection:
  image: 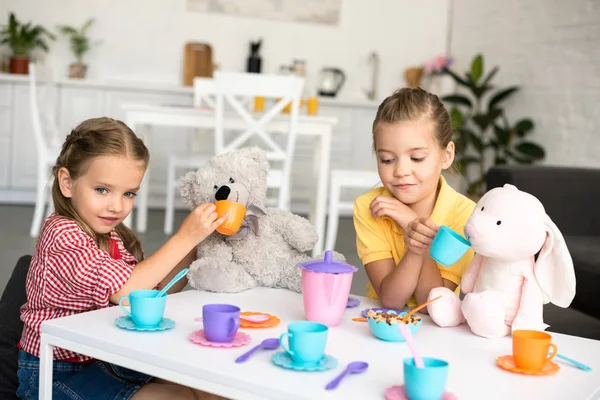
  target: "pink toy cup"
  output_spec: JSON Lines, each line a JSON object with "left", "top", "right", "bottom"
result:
{"left": 298, "top": 251, "right": 358, "bottom": 327}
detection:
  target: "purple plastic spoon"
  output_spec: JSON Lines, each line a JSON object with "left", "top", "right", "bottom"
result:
{"left": 325, "top": 361, "right": 369, "bottom": 390}
{"left": 235, "top": 338, "right": 280, "bottom": 363}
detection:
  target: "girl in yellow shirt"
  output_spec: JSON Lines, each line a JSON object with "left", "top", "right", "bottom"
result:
{"left": 353, "top": 87, "right": 475, "bottom": 311}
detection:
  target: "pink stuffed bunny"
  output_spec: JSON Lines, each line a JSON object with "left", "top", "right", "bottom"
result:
{"left": 427, "top": 184, "right": 576, "bottom": 338}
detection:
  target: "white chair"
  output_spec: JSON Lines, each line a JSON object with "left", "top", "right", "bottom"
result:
{"left": 28, "top": 63, "right": 63, "bottom": 237}
{"left": 163, "top": 78, "right": 217, "bottom": 234}
{"left": 324, "top": 169, "right": 380, "bottom": 251}
{"left": 213, "top": 71, "right": 305, "bottom": 211}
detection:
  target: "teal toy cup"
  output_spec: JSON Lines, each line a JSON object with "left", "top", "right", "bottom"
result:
{"left": 279, "top": 321, "right": 328, "bottom": 366}
{"left": 118, "top": 289, "right": 166, "bottom": 328}
{"left": 429, "top": 225, "right": 471, "bottom": 266}
{"left": 403, "top": 357, "right": 449, "bottom": 400}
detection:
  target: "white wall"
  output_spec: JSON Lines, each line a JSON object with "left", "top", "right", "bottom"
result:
{"left": 2, "top": 0, "right": 451, "bottom": 102}
{"left": 450, "top": 0, "right": 600, "bottom": 168}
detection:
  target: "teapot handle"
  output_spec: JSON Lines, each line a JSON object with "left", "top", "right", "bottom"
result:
{"left": 333, "top": 69, "right": 346, "bottom": 93}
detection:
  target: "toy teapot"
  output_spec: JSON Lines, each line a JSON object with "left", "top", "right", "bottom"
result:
{"left": 298, "top": 251, "right": 357, "bottom": 327}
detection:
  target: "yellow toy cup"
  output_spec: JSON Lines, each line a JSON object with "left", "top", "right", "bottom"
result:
{"left": 215, "top": 200, "right": 247, "bottom": 235}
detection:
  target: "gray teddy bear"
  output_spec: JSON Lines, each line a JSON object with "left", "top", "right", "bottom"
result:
{"left": 179, "top": 146, "right": 339, "bottom": 293}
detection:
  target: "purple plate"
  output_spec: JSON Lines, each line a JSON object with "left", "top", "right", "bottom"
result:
{"left": 347, "top": 297, "right": 361, "bottom": 308}
{"left": 360, "top": 307, "right": 403, "bottom": 318}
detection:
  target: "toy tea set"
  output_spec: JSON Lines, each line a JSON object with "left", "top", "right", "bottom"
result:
{"left": 114, "top": 188, "right": 590, "bottom": 399}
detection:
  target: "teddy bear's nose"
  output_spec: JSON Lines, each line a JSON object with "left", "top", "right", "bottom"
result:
{"left": 215, "top": 185, "right": 231, "bottom": 201}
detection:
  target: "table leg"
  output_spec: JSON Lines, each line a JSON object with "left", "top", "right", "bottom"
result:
{"left": 39, "top": 334, "right": 53, "bottom": 400}
{"left": 132, "top": 120, "right": 150, "bottom": 233}
{"left": 312, "top": 128, "right": 331, "bottom": 257}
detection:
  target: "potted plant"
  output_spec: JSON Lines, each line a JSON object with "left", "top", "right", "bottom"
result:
{"left": 441, "top": 54, "right": 545, "bottom": 198}
{"left": 0, "top": 12, "right": 55, "bottom": 74}
{"left": 57, "top": 18, "right": 98, "bottom": 79}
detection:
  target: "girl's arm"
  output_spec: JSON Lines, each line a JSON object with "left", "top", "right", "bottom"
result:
{"left": 156, "top": 247, "right": 197, "bottom": 295}
{"left": 109, "top": 232, "right": 197, "bottom": 303}
{"left": 365, "top": 251, "right": 424, "bottom": 309}
{"left": 414, "top": 256, "right": 457, "bottom": 310}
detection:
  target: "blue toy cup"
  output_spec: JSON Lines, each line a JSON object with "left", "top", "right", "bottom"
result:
{"left": 118, "top": 289, "right": 166, "bottom": 328}
{"left": 279, "top": 321, "right": 328, "bottom": 366}
{"left": 403, "top": 357, "right": 449, "bottom": 400}
{"left": 429, "top": 225, "right": 471, "bottom": 267}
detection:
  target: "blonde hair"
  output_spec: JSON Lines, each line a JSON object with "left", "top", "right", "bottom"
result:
{"left": 372, "top": 87, "right": 453, "bottom": 152}
{"left": 51, "top": 117, "right": 150, "bottom": 261}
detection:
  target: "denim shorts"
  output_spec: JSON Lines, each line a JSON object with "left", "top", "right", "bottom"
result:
{"left": 16, "top": 349, "right": 154, "bottom": 400}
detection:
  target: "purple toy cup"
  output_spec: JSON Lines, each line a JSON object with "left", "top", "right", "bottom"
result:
{"left": 202, "top": 304, "right": 240, "bottom": 343}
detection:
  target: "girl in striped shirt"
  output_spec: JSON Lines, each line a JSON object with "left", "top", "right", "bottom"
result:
{"left": 17, "top": 117, "right": 227, "bottom": 400}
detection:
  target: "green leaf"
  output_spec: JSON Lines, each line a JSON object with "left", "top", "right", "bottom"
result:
{"left": 450, "top": 108, "right": 463, "bottom": 129}
{"left": 488, "top": 86, "right": 519, "bottom": 110}
{"left": 464, "top": 128, "right": 484, "bottom": 152}
{"left": 514, "top": 119, "right": 535, "bottom": 137}
{"left": 472, "top": 109, "right": 502, "bottom": 132}
{"left": 441, "top": 94, "right": 472, "bottom": 108}
{"left": 467, "top": 177, "right": 485, "bottom": 196}
{"left": 470, "top": 54, "right": 483, "bottom": 83}
{"left": 442, "top": 67, "right": 472, "bottom": 90}
{"left": 480, "top": 66, "right": 499, "bottom": 88}
{"left": 515, "top": 142, "right": 545, "bottom": 160}
{"left": 453, "top": 130, "right": 468, "bottom": 155}
{"left": 493, "top": 124, "right": 511, "bottom": 146}
{"left": 506, "top": 148, "right": 535, "bottom": 164}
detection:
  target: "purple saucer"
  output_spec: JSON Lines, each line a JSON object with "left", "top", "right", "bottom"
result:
{"left": 347, "top": 297, "right": 361, "bottom": 308}
{"left": 360, "top": 307, "right": 403, "bottom": 318}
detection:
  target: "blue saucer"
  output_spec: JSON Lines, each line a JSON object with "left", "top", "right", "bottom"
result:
{"left": 271, "top": 351, "right": 337, "bottom": 371}
{"left": 115, "top": 316, "right": 175, "bottom": 331}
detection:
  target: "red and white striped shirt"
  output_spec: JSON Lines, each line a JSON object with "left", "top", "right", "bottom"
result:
{"left": 19, "top": 214, "right": 138, "bottom": 362}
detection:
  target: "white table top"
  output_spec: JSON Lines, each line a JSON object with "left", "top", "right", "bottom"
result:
{"left": 121, "top": 103, "right": 339, "bottom": 126}
{"left": 41, "top": 288, "right": 600, "bottom": 400}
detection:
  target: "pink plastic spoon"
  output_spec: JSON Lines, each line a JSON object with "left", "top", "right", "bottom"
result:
{"left": 194, "top": 314, "right": 269, "bottom": 323}
{"left": 398, "top": 322, "right": 424, "bottom": 368}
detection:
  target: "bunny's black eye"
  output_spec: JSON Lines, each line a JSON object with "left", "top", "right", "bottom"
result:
{"left": 229, "top": 177, "right": 235, "bottom": 183}
{"left": 213, "top": 185, "right": 218, "bottom": 190}
{"left": 481, "top": 207, "right": 485, "bottom": 211}
{"left": 496, "top": 220, "right": 502, "bottom": 225}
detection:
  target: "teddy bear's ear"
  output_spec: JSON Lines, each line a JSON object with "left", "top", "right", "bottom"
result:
{"left": 242, "top": 146, "right": 266, "bottom": 164}
{"left": 178, "top": 170, "right": 198, "bottom": 208}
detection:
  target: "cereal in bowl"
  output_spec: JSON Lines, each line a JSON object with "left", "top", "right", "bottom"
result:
{"left": 367, "top": 309, "right": 422, "bottom": 326}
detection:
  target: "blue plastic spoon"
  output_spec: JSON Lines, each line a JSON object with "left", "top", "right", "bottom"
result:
{"left": 550, "top": 351, "right": 592, "bottom": 372}
{"left": 235, "top": 338, "right": 280, "bottom": 363}
{"left": 156, "top": 268, "right": 189, "bottom": 298}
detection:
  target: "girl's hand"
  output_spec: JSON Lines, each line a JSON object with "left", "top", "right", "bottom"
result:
{"left": 404, "top": 217, "right": 439, "bottom": 256}
{"left": 177, "top": 203, "right": 229, "bottom": 245}
{"left": 369, "top": 195, "right": 417, "bottom": 229}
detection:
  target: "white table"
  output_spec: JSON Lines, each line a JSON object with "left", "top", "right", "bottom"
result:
{"left": 122, "top": 103, "right": 337, "bottom": 257}
{"left": 39, "top": 289, "right": 600, "bottom": 400}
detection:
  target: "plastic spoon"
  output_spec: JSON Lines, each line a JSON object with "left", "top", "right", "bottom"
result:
{"left": 398, "top": 322, "right": 424, "bottom": 368}
{"left": 156, "top": 268, "right": 189, "bottom": 298}
{"left": 194, "top": 314, "right": 269, "bottom": 323}
{"left": 325, "top": 361, "right": 369, "bottom": 390}
{"left": 235, "top": 338, "right": 280, "bottom": 363}
{"left": 401, "top": 295, "right": 442, "bottom": 323}
{"left": 549, "top": 351, "right": 592, "bottom": 372}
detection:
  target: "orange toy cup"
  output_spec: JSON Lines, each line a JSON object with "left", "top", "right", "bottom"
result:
{"left": 307, "top": 97, "right": 319, "bottom": 115}
{"left": 254, "top": 96, "right": 265, "bottom": 112}
{"left": 215, "top": 200, "right": 246, "bottom": 235}
{"left": 512, "top": 330, "right": 558, "bottom": 371}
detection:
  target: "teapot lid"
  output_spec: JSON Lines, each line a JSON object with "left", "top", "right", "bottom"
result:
{"left": 298, "top": 251, "right": 358, "bottom": 274}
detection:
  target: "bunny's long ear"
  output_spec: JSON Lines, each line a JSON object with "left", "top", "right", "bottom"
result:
{"left": 533, "top": 215, "right": 576, "bottom": 308}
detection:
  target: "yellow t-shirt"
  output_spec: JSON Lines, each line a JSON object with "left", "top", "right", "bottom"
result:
{"left": 353, "top": 175, "right": 476, "bottom": 308}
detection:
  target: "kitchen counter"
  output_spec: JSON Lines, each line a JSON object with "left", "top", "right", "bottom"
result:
{"left": 0, "top": 72, "right": 380, "bottom": 109}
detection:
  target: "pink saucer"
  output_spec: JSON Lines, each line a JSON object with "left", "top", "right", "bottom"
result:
{"left": 384, "top": 385, "right": 457, "bottom": 400}
{"left": 188, "top": 329, "right": 251, "bottom": 348}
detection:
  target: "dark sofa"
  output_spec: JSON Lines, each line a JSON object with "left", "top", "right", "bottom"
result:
{"left": 486, "top": 165, "right": 600, "bottom": 339}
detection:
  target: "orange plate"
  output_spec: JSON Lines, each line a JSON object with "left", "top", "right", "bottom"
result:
{"left": 240, "top": 312, "right": 280, "bottom": 328}
{"left": 496, "top": 355, "right": 560, "bottom": 376}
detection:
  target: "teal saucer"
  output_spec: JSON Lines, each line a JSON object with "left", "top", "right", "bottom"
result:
{"left": 271, "top": 351, "right": 337, "bottom": 371}
{"left": 115, "top": 316, "right": 175, "bottom": 332}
